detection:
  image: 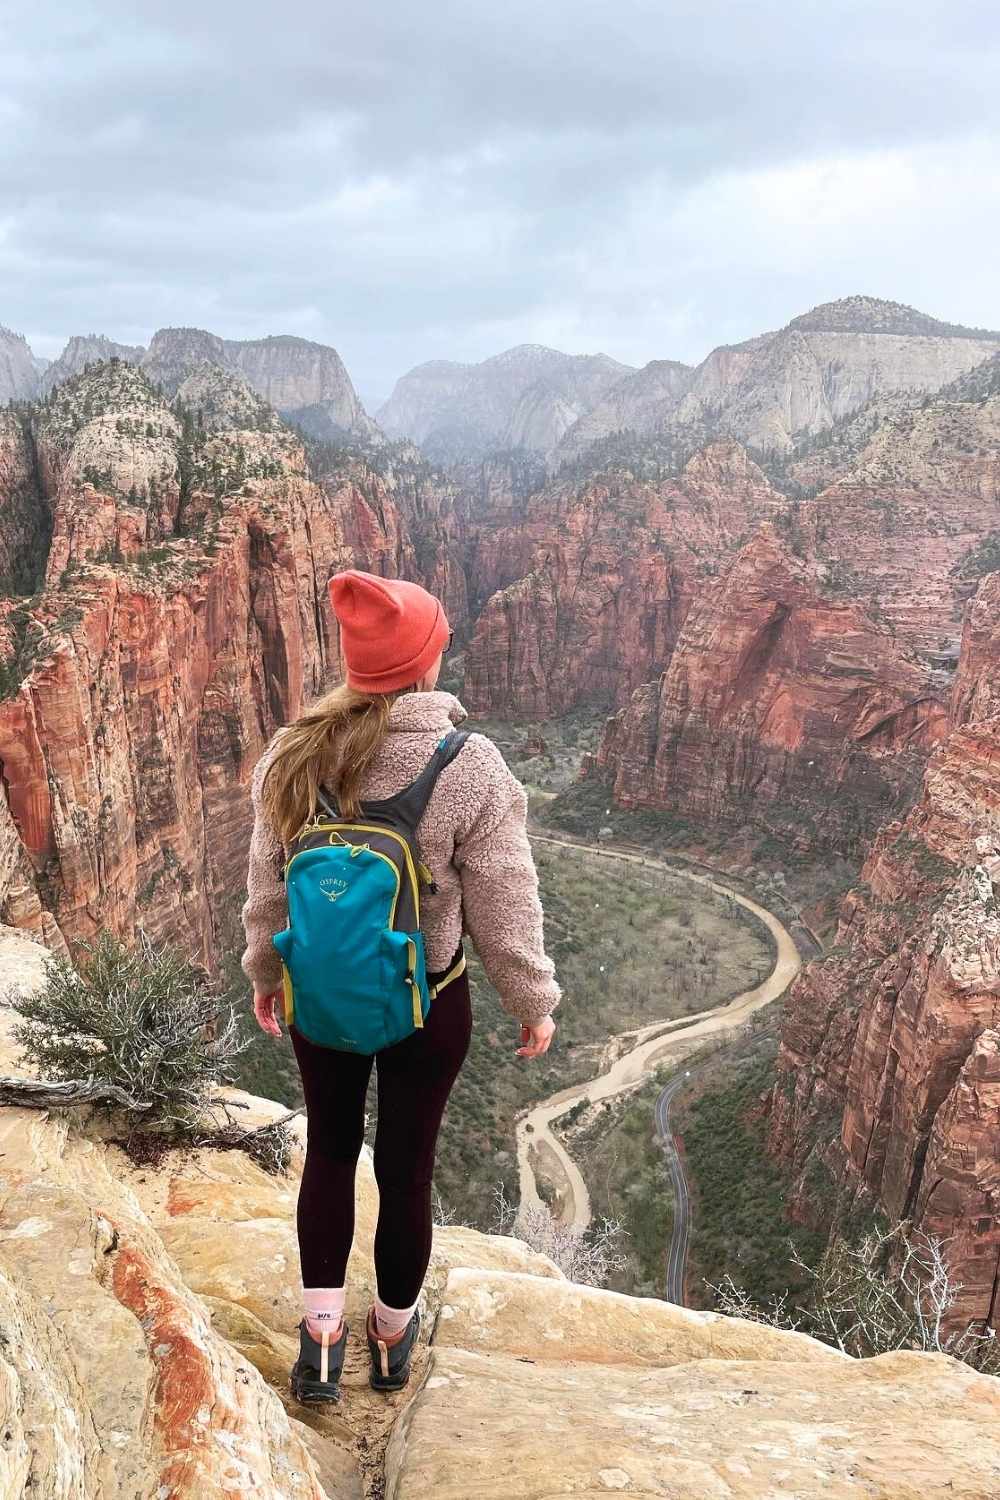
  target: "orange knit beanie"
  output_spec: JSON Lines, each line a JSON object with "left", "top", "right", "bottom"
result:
{"left": 327, "top": 569, "right": 451, "bottom": 694}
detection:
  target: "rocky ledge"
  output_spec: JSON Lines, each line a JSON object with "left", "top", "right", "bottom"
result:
{"left": 1, "top": 929, "right": 998, "bottom": 1498}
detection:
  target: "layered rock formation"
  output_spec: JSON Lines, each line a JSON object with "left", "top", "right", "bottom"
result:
{"left": 674, "top": 296, "right": 1000, "bottom": 456}
{"left": 0, "top": 411, "right": 50, "bottom": 595}
{"left": 2, "top": 930, "right": 998, "bottom": 1500}
{"left": 40, "top": 334, "right": 144, "bottom": 394}
{"left": 0, "top": 326, "right": 45, "bottom": 403}
{"left": 468, "top": 376, "right": 1000, "bottom": 726}
{"left": 593, "top": 529, "right": 948, "bottom": 854}
{"left": 0, "top": 361, "right": 463, "bottom": 972}
{"left": 378, "top": 344, "right": 634, "bottom": 462}
{"left": 464, "top": 441, "right": 784, "bottom": 718}
{"left": 951, "top": 572, "right": 1000, "bottom": 725}
{"left": 797, "top": 392, "right": 1000, "bottom": 652}
{"left": 553, "top": 296, "right": 1000, "bottom": 471}
{"left": 141, "top": 327, "right": 379, "bottom": 440}
{"left": 767, "top": 569, "right": 1000, "bottom": 1334}
{"left": 32, "top": 325, "right": 379, "bottom": 441}
{"left": 548, "top": 357, "right": 695, "bottom": 466}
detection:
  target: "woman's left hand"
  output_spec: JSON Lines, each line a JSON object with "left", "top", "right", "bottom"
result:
{"left": 253, "top": 986, "right": 283, "bottom": 1037}
{"left": 516, "top": 1015, "right": 555, "bottom": 1058}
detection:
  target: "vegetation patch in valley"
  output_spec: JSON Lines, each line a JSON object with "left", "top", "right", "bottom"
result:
{"left": 541, "top": 771, "right": 857, "bottom": 943}
{"left": 464, "top": 705, "right": 618, "bottom": 796}
{"left": 952, "top": 530, "right": 1000, "bottom": 582}
{"left": 675, "top": 1042, "right": 827, "bottom": 1306}
{"left": 564, "top": 1064, "right": 677, "bottom": 1297}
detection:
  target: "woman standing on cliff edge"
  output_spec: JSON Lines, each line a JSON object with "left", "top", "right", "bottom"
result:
{"left": 238, "top": 568, "right": 561, "bottom": 1403}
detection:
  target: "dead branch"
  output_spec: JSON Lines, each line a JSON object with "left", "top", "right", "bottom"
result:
{"left": 0, "top": 1074, "right": 153, "bottom": 1111}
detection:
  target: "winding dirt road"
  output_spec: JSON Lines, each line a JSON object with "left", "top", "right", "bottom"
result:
{"left": 514, "top": 834, "right": 803, "bottom": 1238}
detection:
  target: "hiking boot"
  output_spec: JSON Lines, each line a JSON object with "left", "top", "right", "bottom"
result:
{"left": 289, "top": 1316, "right": 348, "bottom": 1404}
{"left": 366, "top": 1302, "right": 421, "bottom": 1392}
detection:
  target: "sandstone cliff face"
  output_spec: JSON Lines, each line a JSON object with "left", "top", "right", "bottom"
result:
{"left": 795, "top": 394, "right": 1000, "bottom": 654}
{"left": 223, "top": 334, "right": 378, "bottom": 438}
{"left": 478, "top": 383, "right": 994, "bottom": 726}
{"left": 137, "top": 327, "right": 379, "bottom": 439}
{"left": 40, "top": 334, "right": 144, "bottom": 394}
{"left": 464, "top": 441, "right": 784, "bottom": 719}
{"left": 378, "top": 344, "right": 634, "bottom": 462}
{"left": 0, "top": 362, "right": 463, "bottom": 974}
{"left": 554, "top": 358, "right": 695, "bottom": 466}
{"left": 465, "top": 336, "right": 1000, "bottom": 728}
{"left": 0, "top": 326, "right": 43, "bottom": 403}
{"left": 551, "top": 297, "right": 1000, "bottom": 473}
{"left": 0, "top": 412, "right": 50, "bottom": 594}
{"left": 594, "top": 529, "right": 947, "bottom": 854}
{"left": 767, "top": 570, "right": 1000, "bottom": 1334}
{"left": 915, "top": 1028, "right": 1000, "bottom": 1333}
{"left": 951, "top": 571, "right": 1000, "bottom": 726}
{"left": 674, "top": 297, "right": 1000, "bottom": 455}
{"left": 2, "top": 930, "right": 998, "bottom": 1500}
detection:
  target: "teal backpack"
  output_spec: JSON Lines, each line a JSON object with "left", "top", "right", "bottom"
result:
{"left": 271, "top": 730, "right": 469, "bottom": 1053}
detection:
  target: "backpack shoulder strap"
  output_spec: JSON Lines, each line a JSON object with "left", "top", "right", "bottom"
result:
{"left": 359, "top": 729, "right": 470, "bottom": 834}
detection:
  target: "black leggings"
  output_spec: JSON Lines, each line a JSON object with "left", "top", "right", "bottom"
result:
{"left": 288, "top": 941, "right": 472, "bottom": 1307}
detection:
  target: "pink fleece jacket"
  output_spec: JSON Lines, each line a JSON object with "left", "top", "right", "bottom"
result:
{"left": 239, "top": 689, "right": 562, "bottom": 1027}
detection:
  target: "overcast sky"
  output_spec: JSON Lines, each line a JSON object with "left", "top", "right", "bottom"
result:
{"left": 3, "top": 0, "right": 999, "bottom": 403}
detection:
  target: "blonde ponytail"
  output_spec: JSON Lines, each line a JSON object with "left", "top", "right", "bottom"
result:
{"left": 262, "top": 682, "right": 411, "bottom": 844}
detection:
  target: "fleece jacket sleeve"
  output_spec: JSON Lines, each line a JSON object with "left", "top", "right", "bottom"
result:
{"left": 451, "top": 736, "right": 562, "bottom": 1028}
{"left": 239, "top": 744, "right": 288, "bottom": 997}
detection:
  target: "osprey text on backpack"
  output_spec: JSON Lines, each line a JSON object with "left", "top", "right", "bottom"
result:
{"left": 271, "top": 730, "right": 469, "bottom": 1053}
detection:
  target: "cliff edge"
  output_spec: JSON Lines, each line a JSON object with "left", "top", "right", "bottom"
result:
{"left": 0, "top": 929, "right": 997, "bottom": 1499}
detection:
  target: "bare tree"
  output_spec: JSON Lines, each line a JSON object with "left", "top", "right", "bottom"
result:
{"left": 708, "top": 1222, "right": 1000, "bottom": 1375}
{"left": 490, "top": 1180, "right": 630, "bottom": 1287}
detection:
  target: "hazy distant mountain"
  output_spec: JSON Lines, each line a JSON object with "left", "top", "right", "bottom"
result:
{"left": 41, "top": 334, "right": 144, "bottom": 394}
{"left": 554, "top": 359, "right": 695, "bottom": 466}
{"left": 30, "top": 325, "right": 377, "bottom": 443}
{"left": 676, "top": 296, "right": 1000, "bottom": 452}
{"left": 0, "top": 327, "right": 44, "bottom": 402}
{"left": 378, "top": 344, "right": 635, "bottom": 463}
{"left": 138, "top": 328, "right": 379, "bottom": 441}
{"left": 786, "top": 294, "right": 1000, "bottom": 339}
{"left": 556, "top": 296, "right": 1000, "bottom": 465}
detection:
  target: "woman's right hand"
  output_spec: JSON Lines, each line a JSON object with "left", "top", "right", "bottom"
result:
{"left": 516, "top": 1015, "right": 555, "bottom": 1058}
{"left": 253, "top": 986, "right": 283, "bottom": 1038}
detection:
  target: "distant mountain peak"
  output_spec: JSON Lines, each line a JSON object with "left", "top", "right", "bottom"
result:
{"left": 787, "top": 295, "right": 1000, "bottom": 340}
{"left": 41, "top": 334, "right": 144, "bottom": 395}
{"left": 378, "top": 344, "right": 638, "bottom": 461}
{"left": 0, "top": 325, "right": 45, "bottom": 402}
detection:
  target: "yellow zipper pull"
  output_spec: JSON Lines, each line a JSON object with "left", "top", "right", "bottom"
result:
{"left": 405, "top": 937, "right": 424, "bottom": 1028}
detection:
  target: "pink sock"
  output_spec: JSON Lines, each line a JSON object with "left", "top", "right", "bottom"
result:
{"left": 303, "top": 1285, "right": 346, "bottom": 1339}
{"left": 374, "top": 1293, "right": 419, "bottom": 1338}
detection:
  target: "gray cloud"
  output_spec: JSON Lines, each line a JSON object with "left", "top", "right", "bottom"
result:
{"left": 3, "top": 0, "right": 999, "bottom": 395}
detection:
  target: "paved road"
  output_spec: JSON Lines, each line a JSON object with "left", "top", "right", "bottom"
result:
{"left": 514, "top": 833, "right": 803, "bottom": 1283}
{"left": 653, "top": 1021, "right": 783, "bottom": 1306}
{"left": 655, "top": 1070, "right": 692, "bottom": 1304}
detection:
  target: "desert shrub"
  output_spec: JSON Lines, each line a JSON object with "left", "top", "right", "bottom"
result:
{"left": 5, "top": 928, "right": 250, "bottom": 1141}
